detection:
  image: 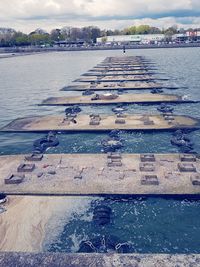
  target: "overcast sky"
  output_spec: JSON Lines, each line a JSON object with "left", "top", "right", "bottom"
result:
{"left": 0, "top": 0, "right": 200, "bottom": 32}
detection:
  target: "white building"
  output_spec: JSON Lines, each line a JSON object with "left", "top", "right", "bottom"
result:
{"left": 173, "top": 31, "right": 200, "bottom": 42}
{"left": 97, "top": 31, "right": 200, "bottom": 45}
{"left": 96, "top": 34, "right": 165, "bottom": 44}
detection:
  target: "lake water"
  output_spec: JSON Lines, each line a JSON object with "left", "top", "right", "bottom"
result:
{"left": 0, "top": 47, "right": 200, "bottom": 253}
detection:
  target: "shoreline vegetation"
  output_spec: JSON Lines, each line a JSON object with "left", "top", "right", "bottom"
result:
{"left": 0, "top": 25, "right": 200, "bottom": 48}
{"left": 0, "top": 43, "right": 200, "bottom": 59}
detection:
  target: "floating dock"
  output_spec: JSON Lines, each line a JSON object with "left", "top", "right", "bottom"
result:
{"left": 82, "top": 71, "right": 159, "bottom": 76}
{"left": 103, "top": 56, "right": 152, "bottom": 62}
{"left": 103, "top": 56, "right": 151, "bottom": 63}
{"left": 1, "top": 114, "right": 199, "bottom": 132}
{"left": 41, "top": 93, "right": 190, "bottom": 106}
{"left": 61, "top": 82, "right": 166, "bottom": 91}
{"left": 0, "top": 153, "right": 200, "bottom": 195}
{"left": 97, "top": 62, "right": 154, "bottom": 67}
{"left": 74, "top": 75, "right": 165, "bottom": 83}
{"left": 91, "top": 66, "right": 157, "bottom": 72}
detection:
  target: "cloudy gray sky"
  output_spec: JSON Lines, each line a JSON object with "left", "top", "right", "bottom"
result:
{"left": 0, "top": 0, "right": 200, "bottom": 32}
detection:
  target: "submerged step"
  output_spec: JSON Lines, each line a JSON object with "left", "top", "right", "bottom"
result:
{"left": 41, "top": 93, "right": 189, "bottom": 106}
{"left": 0, "top": 154, "right": 200, "bottom": 195}
{"left": 1, "top": 114, "right": 199, "bottom": 132}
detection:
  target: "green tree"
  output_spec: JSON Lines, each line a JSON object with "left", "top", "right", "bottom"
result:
{"left": 136, "top": 25, "right": 151, "bottom": 34}
{"left": 123, "top": 26, "right": 137, "bottom": 35}
{"left": 29, "top": 33, "right": 51, "bottom": 46}
{"left": 50, "top": 29, "right": 64, "bottom": 42}
{"left": 101, "top": 37, "right": 107, "bottom": 43}
{"left": 148, "top": 27, "right": 162, "bottom": 34}
{"left": 11, "top": 32, "right": 30, "bottom": 46}
{"left": 164, "top": 26, "right": 178, "bottom": 42}
{"left": 90, "top": 27, "right": 101, "bottom": 43}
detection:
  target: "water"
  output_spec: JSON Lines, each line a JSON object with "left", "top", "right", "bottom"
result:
{"left": 0, "top": 47, "right": 200, "bottom": 253}
{"left": 47, "top": 197, "right": 200, "bottom": 254}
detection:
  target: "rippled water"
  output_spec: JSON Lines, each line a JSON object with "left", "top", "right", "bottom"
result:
{"left": 1, "top": 48, "right": 200, "bottom": 253}
{"left": 47, "top": 197, "right": 200, "bottom": 254}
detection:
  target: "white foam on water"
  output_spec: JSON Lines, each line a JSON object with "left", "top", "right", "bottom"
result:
{"left": 42, "top": 196, "right": 99, "bottom": 251}
{"left": 182, "top": 94, "right": 190, "bottom": 100}
{"left": 68, "top": 230, "right": 89, "bottom": 253}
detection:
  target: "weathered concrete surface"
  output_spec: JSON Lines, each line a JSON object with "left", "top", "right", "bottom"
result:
{"left": 74, "top": 75, "right": 159, "bottom": 83}
{"left": 97, "top": 62, "right": 154, "bottom": 66}
{"left": 103, "top": 56, "right": 150, "bottom": 62}
{"left": 61, "top": 82, "right": 164, "bottom": 91}
{"left": 102, "top": 58, "right": 149, "bottom": 64}
{"left": 1, "top": 114, "right": 199, "bottom": 133}
{"left": 0, "top": 252, "right": 200, "bottom": 267}
{"left": 41, "top": 93, "right": 186, "bottom": 106}
{"left": 92, "top": 66, "right": 157, "bottom": 71}
{"left": 82, "top": 71, "right": 156, "bottom": 76}
{"left": 0, "top": 154, "right": 200, "bottom": 195}
{"left": 0, "top": 196, "right": 76, "bottom": 252}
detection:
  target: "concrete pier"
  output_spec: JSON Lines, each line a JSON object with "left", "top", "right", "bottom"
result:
{"left": 61, "top": 81, "right": 165, "bottom": 91}
{"left": 82, "top": 71, "right": 158, "bottom": 76}
{"left": 97, "top": 63, "right": 154, "bottom": 67}
{"left": 92, "top": 66, "right": 157, "bottom": 71}
{"left": 41, "top": 93, "right": 188, "bottom": 106}
{"left": 74, "top": 75, "right": 166, "bottom": 83}
{"left": 0, "top": 154, "right": 200, "bottom": 195}
{"left": 1, "top": 114, "right": 199, "bottom": 132}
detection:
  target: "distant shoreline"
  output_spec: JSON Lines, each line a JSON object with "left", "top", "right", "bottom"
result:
{"left": 0, "top": 43, "right": 200, "bottom": 58}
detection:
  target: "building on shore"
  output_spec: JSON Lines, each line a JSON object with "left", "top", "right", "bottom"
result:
{"left": 173, "top": 31, "right": 200, "bottom": 43}
{"left": 97, "top": 31, "right": 200, "bottom": 45}
{"left": 54, "top": 40, "right": 85, "bottom": 47}
{"left": 96, "top": 34, "right": 165, "bottom": 45}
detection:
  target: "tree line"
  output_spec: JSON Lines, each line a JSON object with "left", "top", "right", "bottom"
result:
{"left": 0, "top": 25, "right": 199, "bottom": 47}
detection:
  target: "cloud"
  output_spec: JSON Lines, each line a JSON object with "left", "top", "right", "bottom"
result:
{"left": 0, "top": 0, "right": 200, "bottom": 32}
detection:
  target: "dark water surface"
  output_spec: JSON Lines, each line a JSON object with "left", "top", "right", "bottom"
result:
{"left": 47, "top": 197, "right": 200, "bottom": 254}
{"left": 0, "top": 48, "right": 200, "bottom": 253}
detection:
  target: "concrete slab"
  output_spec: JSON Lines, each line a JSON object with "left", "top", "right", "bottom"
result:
{"left": 102, "top": 57, "right": 151, "bottom": 64}
{"left": 74, "top": 75, "right": 166, "bottom": 83}
{"left": 61, "top": 82, "right": 165, "bottom": 91}
{"left": 92, "top": 66, "right": 157, "bottom": 71}
{"left": 82, "top": 71, "right": 157, "bottom": 76}
{"left": 1, "top": 114, "right": 199, "bottom": 133}
{"left": 0, "top": 154, "right": 200, "bottom": 195}
{"left": 97, "top": 63, "right": 154, "bottom": 67}
{"left": 41, "top": 93, "right": 188, "bottom": 106}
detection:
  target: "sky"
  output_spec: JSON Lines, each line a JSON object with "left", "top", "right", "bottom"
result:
{"left": 0, "top": 0, "right": 200, "bottom": 32}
